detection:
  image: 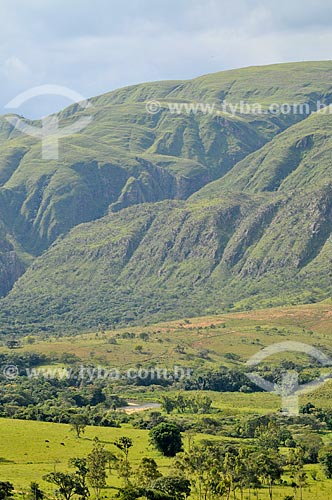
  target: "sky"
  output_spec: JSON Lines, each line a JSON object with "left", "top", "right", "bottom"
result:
{"left": 1, "top": 0, "right": 332, "bottom": 117}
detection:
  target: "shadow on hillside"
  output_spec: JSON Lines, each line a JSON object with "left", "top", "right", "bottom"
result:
{"left": 81, "top": 437, "right": 115, "bottom": 445}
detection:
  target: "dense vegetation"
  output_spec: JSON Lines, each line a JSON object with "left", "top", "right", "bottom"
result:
{"left": 3, "top": 399, "right": 332, "bottom": 499}
{"left": 1, "top": 302, "right": 332, "bottom": 425}
{"left": 0, "top": 304, "right": 332, "bottom": 498}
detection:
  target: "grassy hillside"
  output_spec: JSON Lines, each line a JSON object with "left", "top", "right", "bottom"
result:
{"left": 3, "top": 413, "right": 332, "bottom": 499}
{"left": 194, "top": 110, "right": 332, "bottom": 196}
{"left": 1, "top": 61, "right": 332, "bottom": 330}
{"left": 3, "top": 181, "right": 332, "bottom": 333}
{"left": 3, "top": 300, "right": 332, "bottom": 366}
{"left": 2, "top": 62, "right": 315, "bottom": 259}
{"left": 94, "top": 61, "right": 332, "bottom": 108}
{"left": 0, "top": 419, "right": 173, "bottom": 491}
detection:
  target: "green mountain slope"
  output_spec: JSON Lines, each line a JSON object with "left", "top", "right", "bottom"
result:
{"left": 2, "top": 61, "right": 332, "bottom": 255}
{"left": 0, "top": 74, "right": 292, "bottom": 271}
{"left": 194, "top": 110, "right": 332, "bottom": 197}
{"left": 1, "top": 61, "right": 332, "bottom": 331}
{"left": 2, "top": 181, "right": 332, "bottom": 334}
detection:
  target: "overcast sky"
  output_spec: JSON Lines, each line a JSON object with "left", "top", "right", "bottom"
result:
{"left": 1, "top": 0, "right": 332, "bottom": 117}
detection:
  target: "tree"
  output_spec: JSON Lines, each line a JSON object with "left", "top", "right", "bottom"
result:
{"left": 43, "top": 472, "right": 78, "bottom": 500}
{"left": 319, "top": 446, "right": 332, "bottom": 478}
{"left": 149, "top": 423, "right": 183, "bottom": 457}
{"left": 70, "top": 415, "right": 88, "bottom": 438}
{"left": 255, "top": 422, "right": 280, "bottom": 450}
{"left": 193, "top": 394, "right": 212, "bottom": 414}
{"left": 254, "top": 451, "right": 283, "bottom": 500}
{"left": 104, "top": 450, "right": 118, "bottom": 475}
{"left": 114, "top": 437, "right": 133, "bottom": 484}
{"left": 6, "top": 340, "right": 20, "bottom": 349}
{"left": 117, "top": 458, "right": 133, "bottom": 486}
{"left": 179, "top": 446, "right": 214, "bottom": 500}
{"left": 221, "top": 447, "right": 245, "bottom": 500}
{"left": 297, "top": 431, "right": 323, "bottom": 464}
{"left": 136, "top": 457, "right": 162, "bottom": 488}
{"left": 116, "top": 485, "right": 141, "bottom": 500}
{"left": 300, "top": 402, "right": 316, "bottom": 414}
{"left": 289, "top": 448, "right": 307, "bottom": 500}
{"left": 87, "top": 438, "right": 107, "bottom": 500}
{"left": 233, "top": 447, "right": 252, "bottom": 500}
{"left": 153, "top": 477, "right": 190, "bottom": 500}
{"left": 27, "top": 482, "right": 44, "bottom": 500}
{"left": 114, "top": 437, "right": 133, "bottom": 462}
{"left": 68, "top": 457, "right": 90, "bottom": 500}
{"left": 160, "top": 395, "right": 175, "bottom": 414}
{"left": 0, "top": 482, "right": 14, "bottom": 500}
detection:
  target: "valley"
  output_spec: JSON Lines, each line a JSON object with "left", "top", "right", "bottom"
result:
{"left": 1, "top": 303, "right": 332, "bottom": 499}
{"left": 1, "top": 61, "right": 332, "bottom": 500}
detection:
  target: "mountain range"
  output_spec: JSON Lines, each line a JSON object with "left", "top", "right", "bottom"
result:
{"left": 1, "top": 61, "right": 332, "bottom": 334}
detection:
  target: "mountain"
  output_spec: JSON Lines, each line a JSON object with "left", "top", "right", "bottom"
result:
{"left": 1, "top": 61, "right": 332, "bottom": 333}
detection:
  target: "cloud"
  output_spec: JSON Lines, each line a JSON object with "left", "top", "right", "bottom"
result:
{"left": 0, "top": 0, "right": 332, "bottom": 117}
{"left": 3, "top": 56, "right": 31, "bottom": 81}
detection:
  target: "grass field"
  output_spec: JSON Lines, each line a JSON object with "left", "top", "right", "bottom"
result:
{"left": 1, "top": 416, "right": 332, "bottom": 499}
{"left": 0, "top": 419, "right": 173, "bottom": 493}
